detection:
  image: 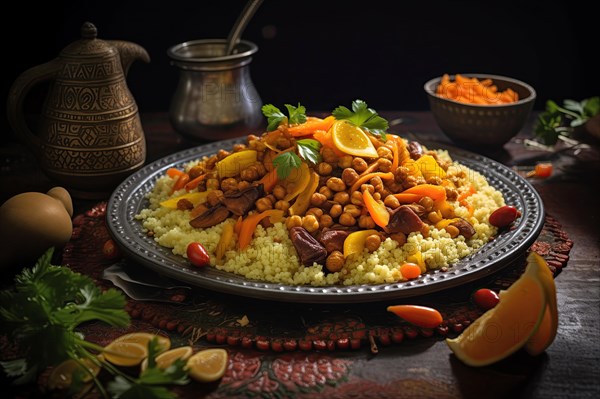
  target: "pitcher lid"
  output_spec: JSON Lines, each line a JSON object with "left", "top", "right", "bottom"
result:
{"left": 60, "top": 22, "right": 118, "bottom": 57}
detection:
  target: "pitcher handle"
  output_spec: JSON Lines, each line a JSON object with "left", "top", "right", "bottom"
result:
{"left": 6, "top": 59, "right": 60, "bottom": 156}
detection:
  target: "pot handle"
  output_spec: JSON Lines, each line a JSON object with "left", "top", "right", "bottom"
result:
{"left": 6, "top": 59, "right": 60, "bottom": 156}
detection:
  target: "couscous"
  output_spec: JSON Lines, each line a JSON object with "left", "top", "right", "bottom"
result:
{"left": 136, "top": 101, "right": 505, "bottom": 286}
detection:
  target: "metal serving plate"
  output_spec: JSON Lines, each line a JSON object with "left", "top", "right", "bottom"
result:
{"left": 106, "top": 138, "right": 544, "bottom": 304}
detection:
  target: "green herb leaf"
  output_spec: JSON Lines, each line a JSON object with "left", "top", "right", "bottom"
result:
{"left": 534, "top": 97, "right": 600, "bottom": 144}
{"left": 332, "top": 99, "right": 388, "bottom": 140}
{"left": 108, "top": 376, "right": 177, "bottom": 399}
{"left": 285, "top": 103, "right": 307, "bottom": 125}
{"left": 273, "top": 151, "right": 302, "bottom": 180}
{"left": 262, "top": 104, "right": 287, "bottom": 131}
{"left": 296, "top": 139, "right": 322, "bottom": 165}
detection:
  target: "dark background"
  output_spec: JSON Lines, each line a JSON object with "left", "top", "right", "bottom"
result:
{"left": 1, "top": 0, "right": 597, "bottom": 139}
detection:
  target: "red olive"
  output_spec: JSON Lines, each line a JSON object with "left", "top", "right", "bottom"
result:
{"left": 489, "top": 205, "right": 521, "bottom": 228}
{"left": 472, "top": 288, "right": 500, "bottom": 310}
{"left": 186, "top": 242, "right": 210, "bottom": 267}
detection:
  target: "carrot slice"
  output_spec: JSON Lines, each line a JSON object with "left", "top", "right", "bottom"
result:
{"left": 167, "top": 168, "right": 185, "bottom": 178}
{"left": 362, "top": 189, "right": 390, "bottom": 228}
{"left": 238, "top": 210, "right": 284, "bottom": 249}
{"left": 287, "top": 116, "right": 335, "bottom": 137}
{"left": 387, "top": 305, "right": 443, "bottom": 329}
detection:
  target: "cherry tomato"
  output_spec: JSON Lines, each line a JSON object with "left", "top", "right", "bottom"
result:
{"left": 534, "top": 162, "right": 553, "bottom": 178}
{"left": 472, "top": 288, "right": 500, "bottom": 310}
{"left": 102, "top": 239, "right": 121, "bottom": 260}
{"left": 489, "top": 205, "right": 521, "bottom": 228}
{"left": 187, "top": 242, "right": 210, "bottom": 267}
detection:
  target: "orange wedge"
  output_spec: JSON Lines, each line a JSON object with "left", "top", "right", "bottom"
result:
{"left": 47, "top": 358, "right": 100, "bottom": 391}
{"left": 330, "top": 120, "right": 378, "bottom": 158}
{"left": 112, "top": 332, "right": 171, "bottom": 353}
{"left": 446, "top": 253, "right": 547, "bottom": 366}
{"left": 141, "top": 346, "right": 194, "bottom": 371}
{"left": 186, "top": 348, "right": 228, "bottom": 383}
{"left": 103, "top": 341, "right": 147, "bottom": 367}
{"left": 523, "top": 252, "right": 559, "bottom": 355}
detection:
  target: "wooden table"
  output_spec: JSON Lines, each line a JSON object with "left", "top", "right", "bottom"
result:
{"left": 1, "top": 112, "right": 599, "bottom": 398}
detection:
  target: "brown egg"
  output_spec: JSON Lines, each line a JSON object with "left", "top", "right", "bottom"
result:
{"left": 0, "top": 187, "right": 73, "bottom": 271}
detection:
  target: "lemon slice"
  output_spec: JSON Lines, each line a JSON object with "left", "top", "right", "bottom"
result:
{"left": 343, "top": 229, "right": 379, "bottom": 258}
{"left": 112, "top": 332, "right": 171, "bottom": 353}
{"left": 330, "top": 120, "right": 378, "bottom": 158}
{"left": 446, "top": 255, "right": 547, "bottom": 366}
{"left": 186, "top": 348, "right": 228, "bottom": 383}
{"left": 48, "top": 358, "right": 100, "bottom": 391}
{"left": 141, "top": 346, "right": 194, "bottom": 371}
{"left": 524, "top": 252, "right": 559, "bottom": 355}
{"left": 103, "top": 341, "right": 147, "bottom": 367}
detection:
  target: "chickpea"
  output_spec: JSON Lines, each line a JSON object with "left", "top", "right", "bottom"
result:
{"left": 306, "top": 207, "right": 324, "bottom": 218}
{"left": 233, "top": 143, "right": 246, "bottom": 152}
{"left": 255, "top": 197, "right": 273, "bottom": 212}
{"left": 220, "top": 178, "right": 238, "bottom": 192}
{"left": 445, "top": 225, "right": 460, "bottom": 238}
{"left": 319, "top": 186, "right": 333, "bottom": 200}
{"left": 426, "top": 175, "right": 442, "bottom": 186}
{"left": 274, "top": 200, "right": 290, "bottom": 212}
{"left": 361, "top": 184, "right": 375, "bottom": 194}
{"left": 427, "top": 211, "right": 442, "bottom": 224}
{"left": 326, "top": 177, "right": 346, "bottom": 192}
{"left": 339, "top": 212, "right": 356, "bottom": 226}
{"left": 343, "top": 204, "right": 361, "bottom": 218}
{"left": 317, "top": 162, "right": 333, "bottom": 176}
{"left": 206, "top": 178, "right": 220, "bottom": 191}
{"left": 286, "top": 215, "right": 302, "bottom": 230}
{"left": 188, "top": 164, "right": 205, "bottom": 180}
{"left": 240, "top": 166, "right": 259, "bottom": 182}
{"left": 438, "top": 159, "right": 451, "bottom": 171}
{"left": 207, "top": 189, "right": 224, "bottom": 206}
{"left": 370, "top": 176, "right": 384, "bottom": 192}
{"left": 419, "top": 196, "right": 434, "bottom": 212}
{"left": 329, "top": 204, "right": 343, "bottom": 218}
{"left": 237, "top": 181, "right": 251, "bottom": 190}
{"left": 254, "top": 162, "right": 267, "bottom": 176}
{"left": 217, "top": 149, "right": 230, "bottom": 160}
{"left": 321, "top": 147, "right": 339, "bottom": 163}
{"left": 342, "top": 168, "right": 360, "bottom": 186}
{"left": 319, "top": 214, "right": 334, "bottom": 228}
{"left": 421, "top": 224, "right": 430, "bottom": 238}
{"left": 310, "top": 192, "right": 327, "bottom": 207}
{"left": 358, "top": 214, "right": 376, "bottom": 229}
{"left": 384, "top": 194, "right": 400, "bottom": 209}
{"left": 378, "top": 158, "right": 393, "bottom": 173}
{"left": 403, "top": 175, "right": 418, "bottom": 189}
{"left": 373, "top": 192, "right": 382, "bottom": 201}
{"left": 350, "top": 191, "right": 364, "bottom": 206}
{"left": 273, "top": 184, "right": 287, "bottom": 200}
{"left": 377, "top": 146, "right": 393, "bottom": 160}
{"left": 326, "top": 251, "right": 345, "bottom": 273}
{"left": 302, "top": 214, "right": 320, "bottom": 233}
{"left": 205, "top": 155, "right": 218, "bottom": 170}
{"left": 276, "top": 136, "right": 292, "bottom": 149}
{"left": 445, "top": 187, "right": 458, "bottom": 201}
{"left": 352, "top": 157, "right": 368, "bottom": 173}
{"left": 333, "top": 191, "right": 350, "bottom": 205}
{"left": 338, "top": 155, "right": 353, "bottom": 169}
{"left": 176, "top": 198, "right": 194, "bottom": 211}
{"left": 365, "top": 234, "right": 382, "bottom": 252}
{"left": 390, "top": 232, "right": 407, "bottom": 246}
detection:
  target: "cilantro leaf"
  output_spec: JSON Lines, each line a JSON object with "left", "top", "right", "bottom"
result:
{"left": 332, "top": 99, "right": 388, "bottom": 140}
{"left": 262, "top": 104, "right": 287, "bottom": 131}
{"left": 285, "top": 103, "right": 307, "bottom": 125}
{"left": 272, "top": 151, "right": 302, "bottom": 180}
{"left": 534, "top": 97, "right": 600, "bottom": 144}
{"left": 296, "top": 139, "right": 322, "bottom": 165}
{"left": 108, "top": 376, "right": 177, "bottom": 399}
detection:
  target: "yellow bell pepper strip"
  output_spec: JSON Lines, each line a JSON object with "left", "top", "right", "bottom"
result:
{"left": 362, "top": 189, "right": 390, "bottom": 228}
{"left": 215, "top": 220, "right": 235, "bottom": 264}
{"left": 350, "top": 172, "right": 395, "bottom": 194}
{"left": 390, "top": 136, "right": 399, "bottom": 171}
{"left": 287, "top": 116, "right": 335, "bottom": 137}
{"left": 414, "top": 154, "right": 446, "bottom": 180}
{"left": 395, "top": 136, "right": 411, "bottom": 165}
{"left": 238, "top": 209, "right": 284, "bottom": 249}
{"left": 216, "top": 150, "right": 258, "bottom": 178}
{"left": 283, "top": 162, "right": 311, "bottom": 202}
{"left": 407, "top": 251, "right": 426, "bottom": 272}
{"left": 343, "top": 229, "right": 379, "bottom": 258}
{"left": 289, "top": 171, "right": 320, "bottom": 216}
{"left": 160, "top": 191, "right": 209, "bottom": 209}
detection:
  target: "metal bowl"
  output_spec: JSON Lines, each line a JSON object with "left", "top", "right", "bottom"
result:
{"left": 424, "top": 74, "right": 536, "bottom": 148}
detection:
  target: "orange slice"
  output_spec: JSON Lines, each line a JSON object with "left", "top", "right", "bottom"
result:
{"left": 103, "top": 341, "right": 147, "bottom": 367}
{"left": 446, "top": 255, "right": 547, "bottom": 366}
{"left": 112, "top": 332, "right": 171, "bottom": 353}
{"left": 523, "top": 252, "right": 559, "bottom": 355}
{"left": 330, "top": 120, "right": 378, "bottom": 158}
{"left": 186, "top": 348, "right": 228, "bottom": 383}
{"left": 141, "top": 346, "right": 193, "bottom": 371}
{"left": 47, "top": 358, "right": 100, "bottom": 391}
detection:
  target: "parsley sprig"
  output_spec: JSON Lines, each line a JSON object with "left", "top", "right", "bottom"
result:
{"left": 332, "top": 99, "right": 389, "bottom": 141}
{"left": 0, "top": 248, "right": 189, "bottom": 399}
{"left": 272, "top": 139, "right": 322, "bottom": 180}
{"left": 534, "top": 97, "right": 600, "bottom": 145}
{"left": 262, "top": 103, "right": 307, "bottom": 131}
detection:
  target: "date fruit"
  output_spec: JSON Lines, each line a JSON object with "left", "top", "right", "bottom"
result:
{"left": 489, "top": 205, "right": 521, "bottom": 228}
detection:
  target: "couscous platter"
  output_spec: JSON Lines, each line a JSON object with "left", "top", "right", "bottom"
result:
{"left": 106, "top": 134, "right": 544, "bottom": 304}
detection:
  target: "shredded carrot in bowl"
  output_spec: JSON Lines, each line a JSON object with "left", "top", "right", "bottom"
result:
{"left": 436, "top": 74, "right": 519, "bottom": 105}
